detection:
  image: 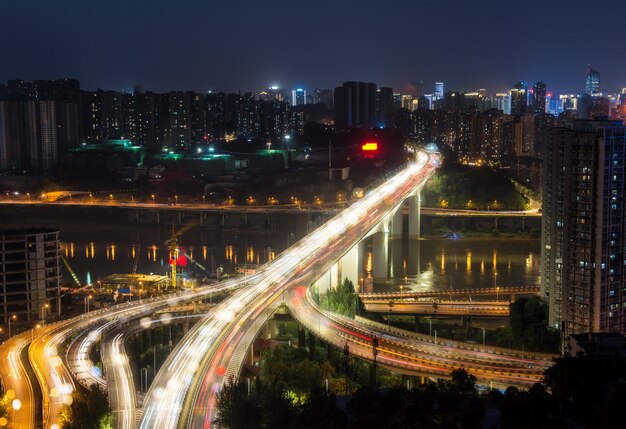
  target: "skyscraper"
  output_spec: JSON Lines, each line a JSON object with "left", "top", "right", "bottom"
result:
{"left": 333, "top": 81, "right": 377, "bottom": 128}
{"left": 532, "top": 81, "right": 547, "bottom": 114}
{"left": 377, "top": 87, "right": 394, "bottom": 126}
{"left": 585, "top": 66, "right": 601, "bottom": 95}
{"left": 291, "top": 88, "right": 306, "bottom": 106}
{"left": 25, "top": 100, "right": 57, "bottom": 172}
{"left": 510, "top": 82, "right": 529, "bottom": 116}
{"left": 542, "top": 119, "right": 626, "bottom": 339}
{"left": 435, "top": 82, "right": 444, "bottom": 100}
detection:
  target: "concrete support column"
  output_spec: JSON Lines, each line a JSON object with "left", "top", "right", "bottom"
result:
{"left": 317, "top": 269, "right": 331, "bottom": 294}
{"left": 391, "top": 204, "right": 403, "bottom": 239}
{"left": 340, "top": 245, "right": 360, "bottom": 287}
{"left": 330, "top": 262, "right": 340, "bottom": 289}
{"left": 178, "top": 211, "right": 182, "bottom": 225}
{"left": 408, "top": 192, "right": 421, "bottom": 240}
{"left": 372, "top": 231, "right": 389, "bottom": 283}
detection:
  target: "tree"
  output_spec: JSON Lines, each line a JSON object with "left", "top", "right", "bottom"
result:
{"left": 214, "top": 377, "right": 261, "bottom": 429}
{"left": 319, "top": 278, "right": 364, "bottom": 318}
{"left": 58, "top": 384, "right": 112, "bottom": 429}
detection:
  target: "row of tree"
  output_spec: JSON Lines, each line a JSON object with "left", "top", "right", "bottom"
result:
{"left": 422, "top": 161, "right": 529, "bottom": 211}
{"left": 312, "top": 278, "right": 364, "bottom": 318}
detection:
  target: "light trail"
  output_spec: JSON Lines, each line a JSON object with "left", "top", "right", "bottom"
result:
{"left": 139, "top": 152, "right": 438, "bottom": 429}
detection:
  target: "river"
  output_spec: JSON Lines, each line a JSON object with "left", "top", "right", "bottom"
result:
{"left": 59, "top": 225, "right": 540, "bottom": 292}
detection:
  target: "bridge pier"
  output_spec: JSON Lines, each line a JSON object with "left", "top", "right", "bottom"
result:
{"left": 408, "top": 191, "right": 421, "bottom": 240}
{"left": 340, "top": 245, "right": 360, "bottom": 288}
{"left": 316, "top": 262, "right": 340, "bottom": 294}
{"left": 391, "top": 204, "right": 403, "bottom": 239}
{"left": 372, "top": 231, "right": 389, "bottom": 283}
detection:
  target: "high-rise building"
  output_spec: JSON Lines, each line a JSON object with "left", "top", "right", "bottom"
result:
{"left": 510, "top": 82, "right": 529, "bottom": 116}
{"left": 259, "top": 86, "right": 286, "bottom": 102}
{"left": 291, "top": 88, "right": 306, "bottom": 106}
{"left": 0, "top": 229, "right": 61, "bottom": 322}
{"left": 542, "top": 119, "right": 626, "bottom": 340}
{"left": 25, "top": 100, "right": 57, "bottom": 172}
{"left": 377, "top": 87, "right": 394, "bottom": 126}
{"left": 0, "top": 101, "right": 24, "bottom": 170}
{"left": 494, "top": 93, "right": 511, "bottom": 114}
{"left": 434, "top": 82, "right": 444, "bottom": 100}
{"left": 163, "top": 91, "right": 191, "bottom": 150}
{"left": 333, "top": 81, "right": 377, "bottom": 128}
{"left": 585, "top": 66, "right": 601, "bottom": 95}
{"left": 532, "top": 82, "right": 547, "bottom": 114}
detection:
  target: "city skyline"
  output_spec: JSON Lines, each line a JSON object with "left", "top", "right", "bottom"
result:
{"left": 1, "top": 0, "right": 625, "bottom": 94}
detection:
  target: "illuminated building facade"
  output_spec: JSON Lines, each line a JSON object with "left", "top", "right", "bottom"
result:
{"left": 542, "top": 120, "right": 626, "bottom": 340}
{"left": 0, "top": 229, "right": 61, "bottom": 322}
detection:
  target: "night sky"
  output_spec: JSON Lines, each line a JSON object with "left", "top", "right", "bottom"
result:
{"left": 2, "top": 0, "right": 625, "bottom": 94}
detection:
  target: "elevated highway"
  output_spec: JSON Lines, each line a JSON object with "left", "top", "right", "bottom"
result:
{"left": 139, "top": 153, "right": 439, "bottom": 428}
{"left": 359, "top": 285, "right": 541, "bottom": 301}
{"left": 361, "top": 299, "right": 511, "bottom": 317}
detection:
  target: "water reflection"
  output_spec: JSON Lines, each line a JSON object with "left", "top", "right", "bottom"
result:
{"left": 384, "top": 238, "right": 540, "bottom": 293}
{"left": 60, "top": 227, "right": 288, "bottom": 287}
{"left": 59, "top": 227, "right": 540, "bottom": 294}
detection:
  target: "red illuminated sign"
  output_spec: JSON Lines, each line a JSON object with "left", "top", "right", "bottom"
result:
{"left": 362, "top": 142, "right": 378, "bottom": 151}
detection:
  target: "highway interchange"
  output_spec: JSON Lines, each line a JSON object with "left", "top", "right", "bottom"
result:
{"left": 0, "top": 151, "right": 555, "bottom": 429}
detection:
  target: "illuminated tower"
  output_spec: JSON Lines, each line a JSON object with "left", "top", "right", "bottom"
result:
{"left": 585, "top": 66, "right": 601, "bottom": 95}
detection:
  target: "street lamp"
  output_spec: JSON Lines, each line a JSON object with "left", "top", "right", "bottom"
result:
{"left": 481, "top": 327, "right": 486, "bottom": 348}
{"left": 434, "top": 330, "right": 438, "bottom": 343}
{"left": 8, "top": 315, "right": 16, "bottom": 338}
{"left": 151, "top": 194, "right": 156, "bottom": 204}
{"left": 174, "top": 195, "right": 178, "bottom": 205}
{"left": 40, "top": 303, "right": 49, "bottom": 325}
{"left": 84, "top": 295, "right": 93, "bottom": 313}
{"left": 141, "top": 367, "right": 148, "bottom": 393}
{"left": 31, "top": 324, "right": 41, "bottom": 342}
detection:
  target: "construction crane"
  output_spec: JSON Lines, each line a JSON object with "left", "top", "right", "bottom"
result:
{"left": 60, "top": 254, "right": 82, "bottom": 288}
{"left": 164, "top": 220, "right": 198, "bottom": 289}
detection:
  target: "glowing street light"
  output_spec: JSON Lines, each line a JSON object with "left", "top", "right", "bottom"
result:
{"left": 84, "top": 295, "right": 93, "bottom": 313}
{"left": 31, "top": 324, "right": 41, "bottom": 342}
{"left": 151, "top": 194, "right": 156, "bottom": 204}
{"left": 40, "top": 303, "right": 49, "bottom": 325}
{"left": 8, "top": 314, "right": 16, "bottom": 337}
